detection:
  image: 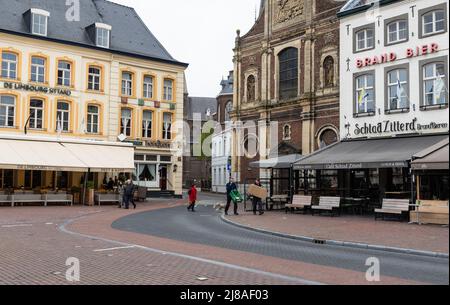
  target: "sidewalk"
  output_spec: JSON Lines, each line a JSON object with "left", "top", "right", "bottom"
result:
{"left": 224, "top": 208, "right": 449, "bottom": 255}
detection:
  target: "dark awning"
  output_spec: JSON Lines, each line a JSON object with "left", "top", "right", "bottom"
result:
{"left": 412, "top": 138, "right": 449, "bottom": 170}
{"left": 293, "top": 134, "right": 448, "bottom": 170}
{"left": 250, "top": 154, "right": 303, "bottom": 169}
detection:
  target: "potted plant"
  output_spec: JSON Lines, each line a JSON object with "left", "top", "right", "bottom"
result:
{"left": 86, "top": 181, "right": 95, "bottom": 206}
{"left": 71, "top": 186, "right": 82, "bottom": 205}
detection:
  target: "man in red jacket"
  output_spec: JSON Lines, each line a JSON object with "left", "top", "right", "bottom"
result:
{"left": 187, "top": 183, "right": 198, "bottom": 212}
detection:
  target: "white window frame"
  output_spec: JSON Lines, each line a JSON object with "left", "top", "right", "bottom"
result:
{"left": 356, "top": 29, "right": 374, "bottom": 52}
{"left": 162, "top": 113, "right": 172, "bottom": 140}
{"left": 57, "top": 61, "right": 71, "bottom": 87}
{"left": 387, "top": 69, "right": 408, "bottom": 111}
{"left": 423, "top": 62, "right": 447, "bottom": 106}
{"left": 31, "top": 56, "right": 46, "bottom": 83}
{"left": 1, "top": 52, "right": 18, "bottom": 80}
{"left": 122, "top": 72, "right": 133, "bottom": 96}
{"left": 142, "top": 110, "right": 153, "bottom": 138}
{"left": 121, "top": 108, "right": 132, "bottom": 136}
{"left": 29, "top": 99, "right": 44, "bottom": 130}
{"left": 422, "top": 10, "right": 446, "bottom": 36}
{"left": 0, "top": 95, "right": 15, "bottom": 128}
{"left": 31, "top": 10, "right": 49, "bottom": 37}
{"left": 163, "top": 79, "right": 173, "bottom": 101}
{"left": 87, "top": 105, "right": 99, "bottom": 134}
{"left": 143, "top": 76, "right": 154, "bottom": 99}
{"left": 88, "top": 66, "right": 101, "bottom": 91}
{"left": 355, "top": 74, "right": 375, "bottom": 114}
{"left": 387, "top": 20, "right": 408, "bottom": 44}
{"left": 56, "top": 101, "right": 70, "bottom": 132}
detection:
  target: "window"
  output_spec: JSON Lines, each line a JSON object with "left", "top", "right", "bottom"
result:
{"left": 225, "top": 101, "right": 232, "bottom": 122}
{"left": 355, "top": 28, "right": 374, "bottom": 52}
{"left": 163, "top": 79, "right": 174, "bottom": 101}
{"left": 87, "top": 105, "right": 99, "bottom": 134}
{"left": 121, "top": 108, "right": 132, "bottom": 137}
{"left": 0, "top": 95, "right": 15, "bottom": 127}
{"left": 88, "top": 66, "right": 101, "bottom": 91}
{"left": 122, "top": 72, "right": 133, "bottom": 96}
{"left": 29, "top": 99, "right": 44, "bottom": 130}
{"left": 142, "top": 110, "right": 153, "bottom": 138}
{"left": 143, "top": 75, "right": 154, "bottom": 99}
{"left": 96, "top": 27, "right": 110, "bottom": 48}
{"left": 387, "top": 20, "right": 408, "bottom": 44}
{"left": 247, "top": 75, "right": 256, "bottom": 101}
{"left": 387, "top": 68, "right": 408, "bottom": 111}
{"left": 1, "top": 52, "right": 18, "bottom": 79}
{"left": 283, "top": 125, "right": 291, "bottom": 140}
{"left": 323, "top": 56, "right": 335, "bottom": 87}
{"left": 422, "top": 10, "right": 446, "bottom": 36}
{"left": 319, "top": 129, "right": 338, "bottom": 148}
{"left": 56, "top": 101, "right": 70, "bottom": 132}
{"left": 136, "top": 164, "right": 156, "bottom": 182}
{"left": 279, "top": 47, "right": 298, "bottom": 100}
{"left": 162, "top": 113, "right": 172, "bottom": 140}
{"left": 355, "top": 74, "right": 375, "bottom": 115}
{"left": 423, "top": 62, "right": 447, "bottom": 107}
{"left": 57, "top": 61, "right": 72, "bottom": 87}
{"left": 31, "top": 12, "right": 48, "bottom": 36}
{"left": 31, "top": 56, "right": 46, "bottom": 83}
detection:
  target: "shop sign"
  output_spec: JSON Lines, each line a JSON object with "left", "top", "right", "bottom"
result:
{"left": 146, "top": 140, "right": 171, "bottom": 149}
{"left": 356, "top": 43, "right": 439, "bottom": 68}
{"left": 354, "top": 118, "right": 448, "bottom": 136}
{"left": 2, "top": 82, "right": 71, "bottom": 96}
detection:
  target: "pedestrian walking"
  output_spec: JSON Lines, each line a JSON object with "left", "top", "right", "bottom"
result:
{"left": 187, "top": 183, "right": 197, "bottom": 212}
{"left": 252, "top": 179, "right": 264, "bottom": 216}
{"left": 225, "top": 178, "right": 239, "bottom": 216}
{"left": 118, "top": 182, "right": 125, "bottom": 208}
{"left": 123, "top": 179, "right": 136, "bottom": 209}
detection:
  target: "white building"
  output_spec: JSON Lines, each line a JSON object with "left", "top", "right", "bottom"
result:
{"left": 212, "top": 72, "right": 233, "bottom": 193}
{"left": 339, "top": 0, "right": 449, "bottom": 139}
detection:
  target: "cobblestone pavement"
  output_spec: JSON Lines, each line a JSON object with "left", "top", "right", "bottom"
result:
{"left": 0, "top": 203, "right": 303, "bottom": 285}
{"left": 220, "top": 201, "right": 449, "bottom": 254}
{"left": 1, "top": 201, "right": 447, "bottom": 285}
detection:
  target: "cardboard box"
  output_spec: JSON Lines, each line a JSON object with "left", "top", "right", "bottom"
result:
{"left": 248, "top": 184, "right": 268, "bottom": 200}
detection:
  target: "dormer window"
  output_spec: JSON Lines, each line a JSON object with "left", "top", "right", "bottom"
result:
{"left": 95, "top": 23, "right": 111, "bottom": 48}
{"left": 31, "top": 9, "right": 50, "bottom": 36}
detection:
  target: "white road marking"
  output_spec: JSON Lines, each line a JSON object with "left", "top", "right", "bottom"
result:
{"left": 1, "top": 224, "right": 33, "bottom": 228}
{"left": 93, "top": 246, "right": 135, "bottom": 252}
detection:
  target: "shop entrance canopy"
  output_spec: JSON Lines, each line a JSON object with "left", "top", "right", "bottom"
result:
{"left": 412, "top": 138, "right": 449, "bottom": 170}
{"left": 0, "top": 136, "right": 135, "bottom": 173}
{"left": 293, "top": 134, "right": 448, "bottom": 170}
{"left": 250, "top": 154, "right": 303, "bottom": 169}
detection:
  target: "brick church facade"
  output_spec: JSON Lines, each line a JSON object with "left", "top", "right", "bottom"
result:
{"left": 231, "top": 0, "right": 343, "bottom": 183}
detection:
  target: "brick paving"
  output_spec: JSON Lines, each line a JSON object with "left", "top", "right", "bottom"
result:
{"left": 225, "top": 205, "right": 449, "bottom": 254}
{"left": 0, "top": 202, "right": 434, "bottom": 285}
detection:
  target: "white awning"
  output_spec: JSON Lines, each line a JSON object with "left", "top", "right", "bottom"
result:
{"left": 0, "top": 136, "right": 135, "bottom": 173}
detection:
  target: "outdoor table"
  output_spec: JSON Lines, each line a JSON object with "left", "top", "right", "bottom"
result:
{"left": 342, "top": 197, "right": 370, "bottom": 215}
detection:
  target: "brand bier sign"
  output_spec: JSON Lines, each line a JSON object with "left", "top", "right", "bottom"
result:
{"left": 356, "top": 43, "right": 439, "bottom": 68}
{"left": 354, "top": 118, "right": 449, "bottom": 136}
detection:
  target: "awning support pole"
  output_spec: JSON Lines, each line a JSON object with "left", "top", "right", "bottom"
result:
{"left": 82, "top": 169, "right": 90, "bottom": 206}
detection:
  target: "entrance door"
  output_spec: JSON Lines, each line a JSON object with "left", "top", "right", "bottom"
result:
{"left": 159, "top": 165, "right": 168, "bottom": 191}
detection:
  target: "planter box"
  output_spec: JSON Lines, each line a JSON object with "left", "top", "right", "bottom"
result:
{"left": 411, "top": 200, "right": 449, "bottom": 225}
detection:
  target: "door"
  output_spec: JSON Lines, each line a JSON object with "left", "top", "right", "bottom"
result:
{"left": 159, "top": 165, "right": 168, "bottom": 191}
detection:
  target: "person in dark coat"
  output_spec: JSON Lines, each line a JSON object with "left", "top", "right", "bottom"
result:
{"left": 252, "top": 179, "right": 264, "bottom": 216}
{"left": 225, "top": 178, "right": 239, "bottom": 216}
{"left": 124, "top": 180, "right": 136, "bottom": 209}
{"left": 187, "top": 184, "right": 198, "bottom": 212}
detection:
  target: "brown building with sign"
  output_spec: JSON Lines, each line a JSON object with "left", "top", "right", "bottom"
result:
{"left": 231, "top": 0, "right": 343, "bottom": 184}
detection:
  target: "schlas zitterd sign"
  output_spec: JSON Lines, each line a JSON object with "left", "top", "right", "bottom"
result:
{"left": 354, "top": 118, "right": 449, "bottom": 136}
{"left": 356, "top": 43, "right": 439, "bottom": 68}
{"left": 2, "top": 82, "right": 72, "bottom": 96}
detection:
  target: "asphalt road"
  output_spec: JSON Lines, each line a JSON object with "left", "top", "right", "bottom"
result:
{"left": 112, "top": 205, "right": 449, "bottom": 285}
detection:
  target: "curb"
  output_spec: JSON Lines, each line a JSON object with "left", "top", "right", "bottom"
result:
{"left": 220, "top": 215, "right": 449, "bottom": 259}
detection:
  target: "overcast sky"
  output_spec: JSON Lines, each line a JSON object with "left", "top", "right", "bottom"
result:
{"left": 112, "top": 0, "right": 261, "bottom": 97}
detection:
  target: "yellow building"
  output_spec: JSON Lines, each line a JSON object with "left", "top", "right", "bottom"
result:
{"left": 0, "top": 1, "right": 187, "bottom": 197}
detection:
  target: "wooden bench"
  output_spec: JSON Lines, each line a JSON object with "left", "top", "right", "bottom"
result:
{"left": 45, "top": 194, "right": 73, "bottom": 206}
{"left": 0, "top": 194, "right": 13, "bottom": 207}
{"left": 285, "top": 195, "right": 312, "bottom": 214}
{"left": 11, "top": 194, "right": 46, "bottom": 207}
{"left": 311, "top": 197, "right": 341, "bottom": 216}
{"left": 375, "top": 199, "right": 410, "bottom": 221}
{"left": 95, "top": 193, "right": 120, "bottom": 206}
{"left": 267, "top": 195, "right": 289, "bottom": 210}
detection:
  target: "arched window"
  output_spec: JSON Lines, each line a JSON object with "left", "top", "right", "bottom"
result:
{"left": 0, "top": 95, "right": 16, "bottom": 128}
{"left": 247, "top": 75, "right": 256, "bottom": 102}
{"left": 56, "top": 101, "right": 70, "bottom": 132}
{"left": 225, "top": 101, "right": 232, "bottom": 121}
{"left": 279, "top": 48, "right": 298, "bottom": 100}
{"left": 283, "top": 124, "right": 291, "bottom": 140}
{"left": 319, "top": 129, "right": 338, "bottom": 148}
{"left": 323, "top": 56, "right": 335, "bottom": 87}
{"left": 87, "top": 105, "right": 99, "bottom": 134}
